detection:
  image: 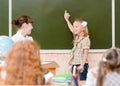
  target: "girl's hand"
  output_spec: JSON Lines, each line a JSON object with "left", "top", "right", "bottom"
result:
{"left": 64, "top": 11, "right": 70, "bottom": 21}
{"left": 77, "top": 65, "right": 84, "bottom": 73}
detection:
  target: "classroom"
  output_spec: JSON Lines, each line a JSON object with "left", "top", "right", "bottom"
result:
{"left": 0, "top": 0, "right": 120, "bottom": 86}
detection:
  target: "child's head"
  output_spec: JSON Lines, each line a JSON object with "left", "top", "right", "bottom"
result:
{"left": 5, "top": 40, "right": 44, "bottom": 85}
{"left": 102, "top": 48, "right": 120, "bottom": 72}
{"left": 96, "top": 48, "right": 120, "bottom": 86}
{"left": 73, "top": 18, "right": 88, "bottom": 37}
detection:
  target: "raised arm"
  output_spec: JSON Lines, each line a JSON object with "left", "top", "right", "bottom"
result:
{"left": 64, "top": 11, "right": 74, "bottom": 33}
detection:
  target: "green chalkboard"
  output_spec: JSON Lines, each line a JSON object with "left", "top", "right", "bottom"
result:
{"left": 1, "top": 0, "right": 120, "bottom": 49}
{"left": 116, "top": 0, "right": 120, "bottom": 48}
{"left": 0, "top": 0, "right": 8, "bottom": 36}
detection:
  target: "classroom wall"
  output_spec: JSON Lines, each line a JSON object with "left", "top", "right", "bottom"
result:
{"left": 40, "top": 50, "right": 104, "bottom": 74}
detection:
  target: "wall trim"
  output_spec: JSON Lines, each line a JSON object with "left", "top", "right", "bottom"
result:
{"left": 40, "top": 49, "right": 107, "bottom": 54}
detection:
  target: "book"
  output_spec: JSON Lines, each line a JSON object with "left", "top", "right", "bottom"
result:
{"left": 53, "top": 73, "right": 71, "bottom": 80}
{"left": 53, "top": 77, "right": 72, "bottom": 83}
{"left": 53, "top": 82, "right": 69, "bottom": 86}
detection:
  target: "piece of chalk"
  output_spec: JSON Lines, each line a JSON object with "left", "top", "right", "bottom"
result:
{"left": 65, "top": 10, "right": 67, "bottom": 13}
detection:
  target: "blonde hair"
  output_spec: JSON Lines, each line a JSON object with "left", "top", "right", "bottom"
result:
{"left": 74, "top": 18, "right": 89, "bottom": 37}
{"left": 5, "top": 40, "right": 44, "bottom": 85}
{"left": 96, "top": 48, "right": 120, "bottom": 86}
{"left": 72, "top": 18, "right": 89, "bottom": 43}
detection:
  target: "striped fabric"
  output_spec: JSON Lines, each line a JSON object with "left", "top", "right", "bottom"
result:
{"left": 103, "top": 72, "right": 120, "bottom": 86}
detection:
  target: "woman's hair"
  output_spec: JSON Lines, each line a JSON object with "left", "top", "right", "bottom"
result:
{"left": 96, "top": 48, "right": 120, "bottom": 86}
{"left": 12, "top": 15, "right": 33, "bottom": 28}
{"left": 5, "top": 40, "right": 44, "bottom": 85}
{"left": 74, "top": 18, "right": 89, "bottom": 37}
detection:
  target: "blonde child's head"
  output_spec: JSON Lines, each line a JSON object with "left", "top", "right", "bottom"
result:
{"left": 73, "top": 18, "right": 89, "bottom": 37}
{"left": 96, "top": 48, "right": 120, "bottom": 86}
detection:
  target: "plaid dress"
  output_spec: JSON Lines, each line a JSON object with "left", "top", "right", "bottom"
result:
{"left": 69, "top": 36, "right": 90, "bottom": 65}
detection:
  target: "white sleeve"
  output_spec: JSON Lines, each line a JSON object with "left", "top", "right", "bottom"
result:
{"left": 1, "top": 70, "right": 6, "bottom": 80}
{"left": 26, "top": 36, "right": 33, "bottom": 41}
{"left": 84, "top": 71, "right": 96, "bottom": 86}
{"left": 44, "top": 72, "right": 54, "bottom": 84}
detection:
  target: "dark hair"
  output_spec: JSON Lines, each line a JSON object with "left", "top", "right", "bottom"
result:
{"left": 12, "top": 15, "right": 33, "bottom": 28}
{"left": 96, "top": 48, "right": 120, "bottom": 86}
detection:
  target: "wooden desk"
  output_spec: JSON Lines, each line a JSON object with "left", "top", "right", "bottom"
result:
{"left": 42, "top": 61, "right": 59, "bottom": 75}
{"left": 0, "top": 61, "right": 59, "bottom": 75}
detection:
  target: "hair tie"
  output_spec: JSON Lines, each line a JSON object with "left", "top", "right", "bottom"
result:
{"left": 102, "top": 58, "right": 107, "bottom": 62}
{"left": 81, "top": 21, "right": 87, "bottom": 27}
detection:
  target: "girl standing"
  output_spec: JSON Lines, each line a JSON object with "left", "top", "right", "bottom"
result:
{"left": 64, "top": 11, "right": 91, "bottom": 86}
